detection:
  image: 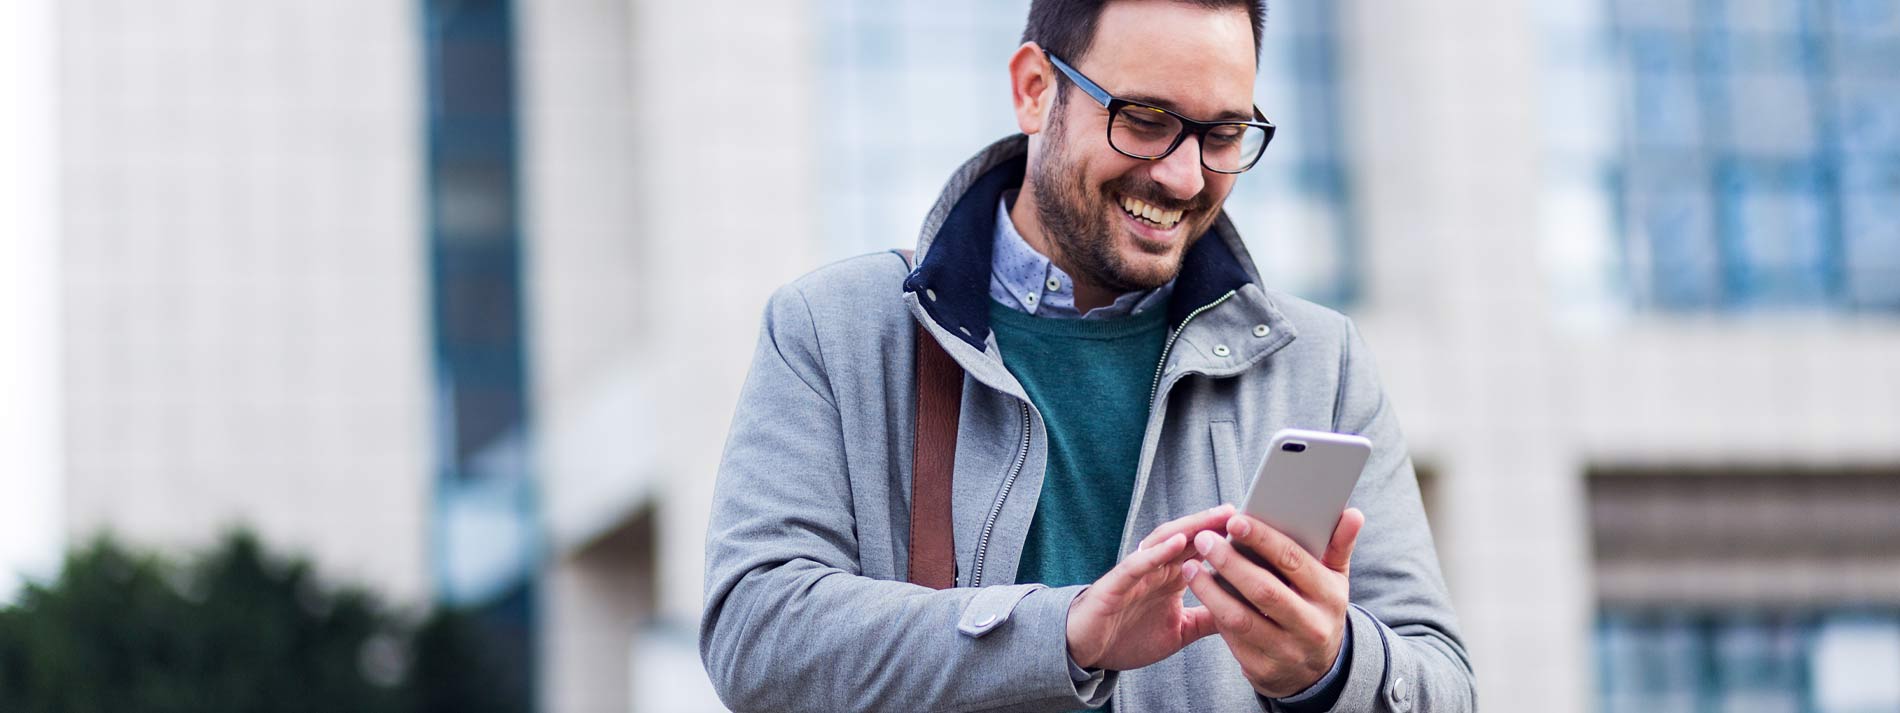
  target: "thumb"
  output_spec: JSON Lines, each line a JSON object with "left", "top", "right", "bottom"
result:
{"left": 1181, "top": 604, "right": 1218, "bottom": 642}
{"left": 1322, "top": 508, "right": 1365, "bottom": 572}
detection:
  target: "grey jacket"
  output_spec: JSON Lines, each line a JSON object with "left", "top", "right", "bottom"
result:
{"left": 702, "top": 135, "right": 1476, "bottom": 713}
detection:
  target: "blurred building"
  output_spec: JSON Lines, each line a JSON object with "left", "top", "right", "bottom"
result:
{"left": 5, "top": 0, "right": 1897, "bottom": 712}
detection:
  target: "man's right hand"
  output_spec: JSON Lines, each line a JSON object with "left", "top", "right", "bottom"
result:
{"left": 1065, "top": 504, "right": 1234, "bottom": 671}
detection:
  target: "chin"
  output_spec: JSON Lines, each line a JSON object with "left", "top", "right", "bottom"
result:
{"left": 1109, "top": 242, "right": 1188, "bottom": 291}
{"left": 1109, "top": 218, "right": 1197, "bottom": 287}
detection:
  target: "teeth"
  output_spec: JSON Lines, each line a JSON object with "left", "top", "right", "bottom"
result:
{"left": 1120, "top": 196, "right": 1182, "bottom": 229}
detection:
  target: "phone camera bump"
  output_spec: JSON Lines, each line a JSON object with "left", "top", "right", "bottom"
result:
{"left": 1281, "top": 442, "right": 1307, "bottom": 453}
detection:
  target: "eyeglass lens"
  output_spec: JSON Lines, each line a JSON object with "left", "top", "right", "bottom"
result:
{"left": 1109, "top": 104, "right": 1269, "bottom": 172}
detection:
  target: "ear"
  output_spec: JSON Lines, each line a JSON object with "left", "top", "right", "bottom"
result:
{"left": 1008, "top": 42, "right": 1057, "bottom": 135}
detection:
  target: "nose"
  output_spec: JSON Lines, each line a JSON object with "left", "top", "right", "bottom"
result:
{"left": 1148, "top": 134, "right": 1206, "bottom": 201}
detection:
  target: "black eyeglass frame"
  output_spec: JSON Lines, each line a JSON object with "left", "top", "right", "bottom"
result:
{"left": 1044, "top": 50, "right": 1276, "bottom": 175}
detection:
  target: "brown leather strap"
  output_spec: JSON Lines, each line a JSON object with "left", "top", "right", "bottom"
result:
{"left": 899, "top": 249, "right": 961, "bottom": 589}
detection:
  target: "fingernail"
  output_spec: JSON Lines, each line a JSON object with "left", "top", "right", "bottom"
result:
{"left": 1194, "top": 531, "right": 1216, "bottom": 555}
{"left": 1229, "top": 517, "right": 1251, "bottom": 538}
{"left": 1182, "top": 560, "right": 1199, "bottom": 581}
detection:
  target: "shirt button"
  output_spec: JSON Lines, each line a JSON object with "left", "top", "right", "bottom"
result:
{"left": 925, "top": 289, "right": 938, "bottom": 303}
{"left": 1253, "top": 324, "right": 1270, "bottom": 337}
{"left": 1212, "top": 344, "right": 1231, "bottom": 357}
{"left": 1024, "top": 292, "right": 1038, "bottom": 305}
{"left": 1046, "top": 277, "right": 1061, "bottom": 292}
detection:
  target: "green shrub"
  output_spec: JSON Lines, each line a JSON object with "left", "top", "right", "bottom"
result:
{"left": 0, "top": 531, "right": 525, "bottom": 713}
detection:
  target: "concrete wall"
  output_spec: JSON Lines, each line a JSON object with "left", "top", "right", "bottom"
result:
{"left": 55, "top": 0, "right": 432, "bottom": 604}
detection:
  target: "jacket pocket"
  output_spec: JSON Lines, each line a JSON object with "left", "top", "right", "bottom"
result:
{"left": 1209, "top": 420, "right": 1245, "bottom": 506}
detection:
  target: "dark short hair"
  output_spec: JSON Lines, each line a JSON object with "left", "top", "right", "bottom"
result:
{"left": 1022, "top": 0, "right": 1267, "bottom": 67}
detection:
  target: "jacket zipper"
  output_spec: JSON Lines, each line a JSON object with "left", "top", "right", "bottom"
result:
{"left": 969, "top": 400, "right": 1032, "bottom": 587}
{"left": 1146, "top": 290, "right": 1237, "bottom": 409}
{"left": 1117, "top": 290, "right": 1238, "bottom": 557}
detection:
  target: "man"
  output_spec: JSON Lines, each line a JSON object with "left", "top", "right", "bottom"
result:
{"left": 701, "top": 0, "right": 1475, "bottom": 710}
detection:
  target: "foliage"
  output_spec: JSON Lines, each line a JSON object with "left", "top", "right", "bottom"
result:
{"left": 0, "top": 531, "right": 524, "bottom": 713}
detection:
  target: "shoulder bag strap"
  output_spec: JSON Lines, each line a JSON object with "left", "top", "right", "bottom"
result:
{"left": 896, "top": 248, "right": 960, "bottom": 589}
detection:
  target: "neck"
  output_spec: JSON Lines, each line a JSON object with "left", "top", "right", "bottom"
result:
{"left": 1010, "top": 181, "right": 1122, "bottom": 313}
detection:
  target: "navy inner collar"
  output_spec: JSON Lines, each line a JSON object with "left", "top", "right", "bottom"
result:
{"left": 904, "top": 153, "right": 1253, "bottom": 351}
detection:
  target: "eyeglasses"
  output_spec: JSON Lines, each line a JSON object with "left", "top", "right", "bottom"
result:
{"left": 1044, "top": 50, "right": 1276, "bottom": 175}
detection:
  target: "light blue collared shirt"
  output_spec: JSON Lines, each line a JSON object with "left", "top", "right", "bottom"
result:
{"left": 988, "top": 194, "right": 1172, "bottom": 320}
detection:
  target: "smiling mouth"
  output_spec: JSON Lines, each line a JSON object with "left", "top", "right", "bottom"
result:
{"left": 1119, "top": 195, "right": 1184, "bottom": 230}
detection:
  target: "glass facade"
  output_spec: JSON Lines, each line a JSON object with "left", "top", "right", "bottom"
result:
{"left": 1593, "top": 0, "right": 1900, "bottom": 311}
{"left": 817, "top": 0, "right": 1357, "bottom": 305}
{"left": 1598, "top": 610, "right": 1900, "bottom": 712}
{"left": 422, "top": 0, "right": 537, "bottom": 706}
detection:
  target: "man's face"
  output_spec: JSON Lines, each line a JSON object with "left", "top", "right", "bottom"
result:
{"left": 1027, "top": 0, "right": 1257, "bottom": 293}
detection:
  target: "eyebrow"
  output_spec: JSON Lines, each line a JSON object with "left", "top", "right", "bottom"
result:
{"left": 1118, "top": 92, "right": 1255, "bottom": 123}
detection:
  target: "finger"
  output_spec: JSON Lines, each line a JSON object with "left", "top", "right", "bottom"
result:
{"left": 1224, "top": 514, "right": 1328, "bottom": 595}
{"left": 1183, "top": 559, "right": 1283, "bottom": 646}
{"left": 1126, "top": 536, "right": 1214, "bottom": 601}
{"left": 1096, "top": 533, "right": 1187, "bottom": 600}
{"left": 1180, "top": 604, "right": 1218, "bottom": 642}
{"left": 1322, "top": 508, "right": 1366, "bottom": 573}
{"left": 1195, "top": 530, "right": 1316, "bottom": 628}
{"left": 1138, "top": 504, "right": 1237, "bottom": 550}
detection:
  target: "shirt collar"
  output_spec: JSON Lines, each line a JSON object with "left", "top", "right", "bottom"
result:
{"left": 988, "top": 193, "right": 1172, "bottom": 320}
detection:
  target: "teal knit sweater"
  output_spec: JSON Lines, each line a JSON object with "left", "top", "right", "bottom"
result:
{"left": 988, "top": 300, "right": 1170, "bottom": 588}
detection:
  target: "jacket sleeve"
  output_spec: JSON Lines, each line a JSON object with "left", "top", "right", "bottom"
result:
{"left": 699, "top": 284, "right": 1112, "bottom": 713}
{"left": 1313, "top": 319, "right": 1478, "bottom": 713}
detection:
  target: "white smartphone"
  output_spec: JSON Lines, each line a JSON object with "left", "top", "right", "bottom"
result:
{"left": 1235, "top": 428, "right": 1371, "bottom": 558}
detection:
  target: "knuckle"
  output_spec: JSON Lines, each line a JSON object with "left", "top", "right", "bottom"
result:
{"left": 1280, "top": 543, "right": 1304, "bottom": 572}
{"left": 1250, "top": 581, "right": 1281, "bottom": 608}
{"left": 1218, "top": 609, "right": 1251, "bottom": 633}
{"left": 1301, "top": 620, "right": 1328, "bottom": 645}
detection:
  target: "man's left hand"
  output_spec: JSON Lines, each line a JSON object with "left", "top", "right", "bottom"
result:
{"left": 1181, "top": 508, "right": 1365, "bottom": 698}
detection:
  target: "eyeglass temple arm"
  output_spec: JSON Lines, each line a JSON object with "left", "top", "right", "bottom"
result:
{"left": 1042, "top": 50, "right": 1113, "bottom": 107}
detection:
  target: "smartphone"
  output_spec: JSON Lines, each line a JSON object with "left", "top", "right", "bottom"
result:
{"left": 1213, "top": 428, "right": 1370, "bottom": 599}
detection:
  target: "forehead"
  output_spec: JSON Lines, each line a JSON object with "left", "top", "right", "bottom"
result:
{"left": 1080, "top": 0, "right": 1258, "bottom": 120}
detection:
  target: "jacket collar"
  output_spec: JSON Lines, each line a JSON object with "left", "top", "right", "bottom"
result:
{"left": 904, "top": 134, "right": 1261, "bottom": 351}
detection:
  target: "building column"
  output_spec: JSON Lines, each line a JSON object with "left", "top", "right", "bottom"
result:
{"left": 0, "top": 0, "right": 64, "bottom": 602}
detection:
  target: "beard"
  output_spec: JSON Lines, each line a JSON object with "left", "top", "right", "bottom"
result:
{"left": 1028, "top": 106, "right": 1219, "bottom": 293}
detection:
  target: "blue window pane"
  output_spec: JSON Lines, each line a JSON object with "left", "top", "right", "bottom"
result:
{"left": 1723, "top": 163, "right": 1833, "bottom": 306}
{"left": 1840, "top": 152, "right": 1900, "bottom": 311}
{"left": 1810, "top": 615, "right": 1900, "bottom": 713}
{"left": 1709, "top": 616, "right": 1804, "bottom": 713}
{"left": 1643, "top": 189, "right": 1725, "bottom": 307}
{"left": 1723, "top": 0, "right": 1809, "bottom": 32}
{"left": 1721, "top": 74, "right": 1819, "bottom": 157}
{"left": 1832, "top": 0, "right": 1900, "bottom": 36}
{"left": 1629, "top": 68, "right": 1705, "bottom": 149}
{"left": 1834, "top": 78, "right": 1900, "bottom": 151}
{"left": 1614, "top": 0, "right": 1700, "bottom": 31}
